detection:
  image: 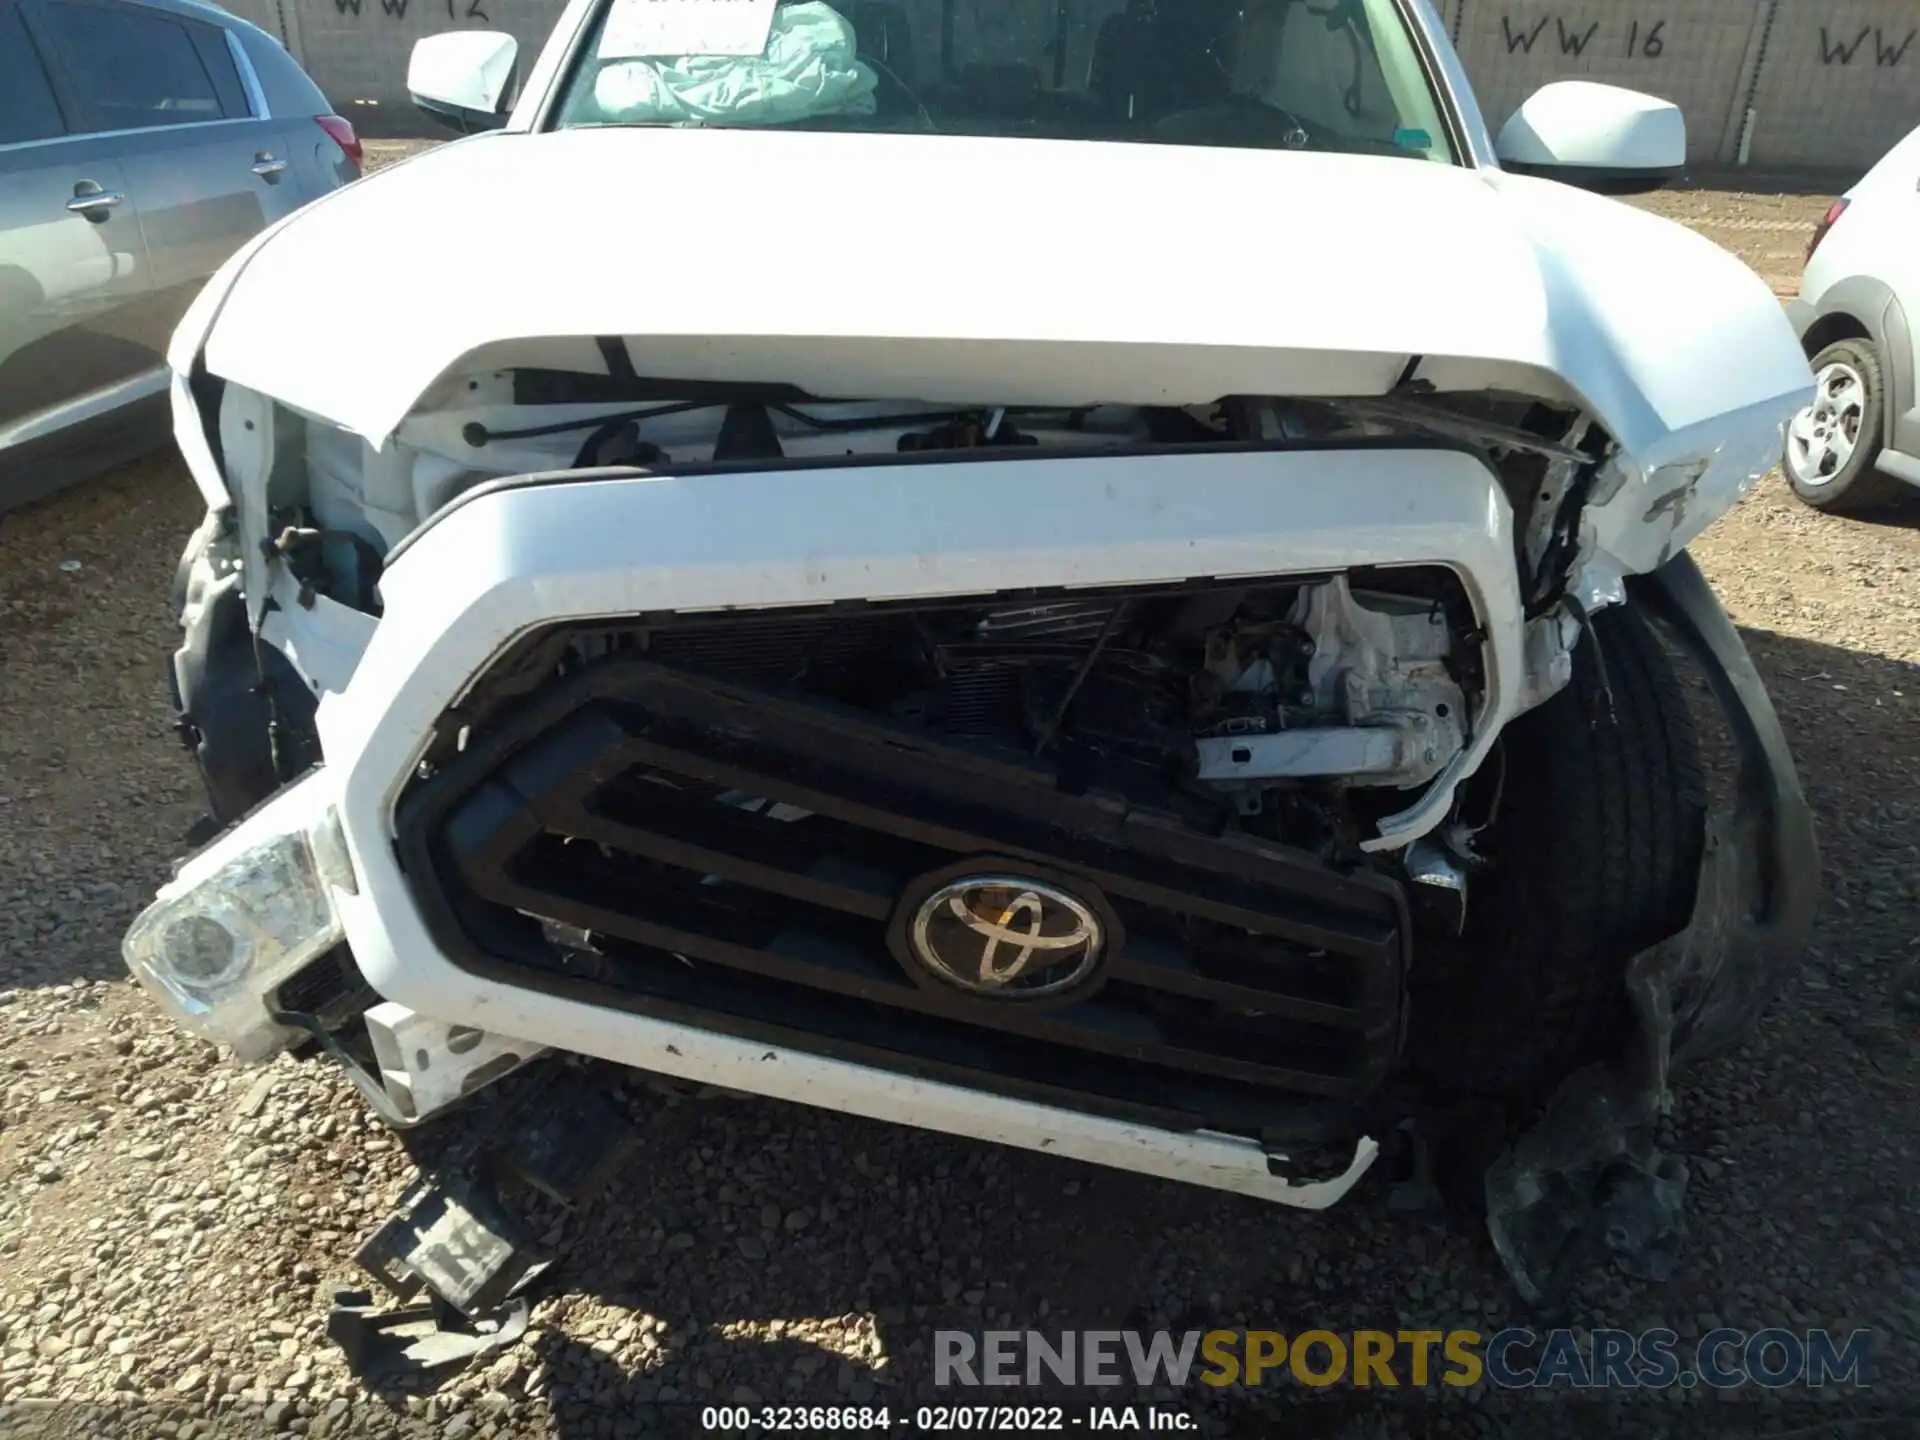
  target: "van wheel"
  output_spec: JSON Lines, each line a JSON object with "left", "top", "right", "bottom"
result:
{"left": 1784, "top": 338, "right": 1902, "bottom": 513}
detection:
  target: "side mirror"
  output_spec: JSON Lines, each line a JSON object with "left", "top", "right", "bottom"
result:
{"left": 1495, "top": 81, "right": 1684, "bottom": 195}
{"left": 407, "top": 32, "right": 519, "bottom": 133}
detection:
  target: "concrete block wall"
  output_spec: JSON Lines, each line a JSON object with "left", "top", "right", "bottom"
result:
{"left": 247, "top": 0, "right": 1920, "bottom": 173}
{"left": 1744, "top": 2, "right": 1919, "bottom": 169}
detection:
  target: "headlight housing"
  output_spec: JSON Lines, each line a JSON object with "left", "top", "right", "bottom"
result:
{"left": 122, "top": 775, "right": 353, "bottom": 1058}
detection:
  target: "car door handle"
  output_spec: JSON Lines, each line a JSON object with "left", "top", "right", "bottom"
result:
{"left": 251, "top": 152, "right": 288, "bottom": 179}
{"left": 66, "top": 190, "right": 123, "bottom": 216}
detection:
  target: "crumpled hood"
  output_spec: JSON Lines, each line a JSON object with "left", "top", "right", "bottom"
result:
{"left": 195, "top": 126, "right": 1811, "bottom": 466}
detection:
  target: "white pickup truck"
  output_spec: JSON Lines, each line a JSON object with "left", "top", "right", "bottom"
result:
{"left": 123, "top": 0, "right": 1817, "bottom": 1288}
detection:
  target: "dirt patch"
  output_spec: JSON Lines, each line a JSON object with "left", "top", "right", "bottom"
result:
{"left": 359, "top": 140, "right": 436, "bottom": 176}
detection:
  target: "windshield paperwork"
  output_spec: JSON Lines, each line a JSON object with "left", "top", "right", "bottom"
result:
{"left": 553, "top": 0, "right": 1458, "bottom": 162}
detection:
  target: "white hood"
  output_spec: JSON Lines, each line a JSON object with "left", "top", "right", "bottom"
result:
{"left": 193, "top": 126, "right": 1810, "bottom": 470}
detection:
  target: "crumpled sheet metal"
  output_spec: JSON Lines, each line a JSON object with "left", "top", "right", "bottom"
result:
{"left": 1486, "top": 553, "right": 1820, "bottom": 1308}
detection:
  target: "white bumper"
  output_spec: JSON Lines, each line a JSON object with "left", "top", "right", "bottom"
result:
{"left": 130, "top": 446, "right": 1524, "bottom": 1207}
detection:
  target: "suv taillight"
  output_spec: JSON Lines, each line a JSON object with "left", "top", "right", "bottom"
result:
{"left": 1807, "top": 197, "right": 1849, "bottom": 260}
{"left": 315, "top": 114, "right": 363, "bottom": 169}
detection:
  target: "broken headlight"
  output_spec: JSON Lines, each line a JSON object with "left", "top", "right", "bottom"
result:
{"left": 122, "top": 778, "right": 354, "bottom": 1057}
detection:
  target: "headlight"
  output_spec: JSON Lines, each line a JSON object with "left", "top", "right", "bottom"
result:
{"left": 122, "top": 777, "right": 353, "bottom": 1056}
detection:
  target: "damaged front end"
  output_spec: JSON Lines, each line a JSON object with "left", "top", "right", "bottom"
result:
{"left": 169, "top": 360, "right": 1740, "bottom": 843}
{"left": 132, "top": 308, "right": 1815, "bottom": 1313}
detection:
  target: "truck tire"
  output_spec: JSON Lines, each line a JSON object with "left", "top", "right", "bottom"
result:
{"left": 1410, "top": 601, "right": 1706, "bottom": 1098}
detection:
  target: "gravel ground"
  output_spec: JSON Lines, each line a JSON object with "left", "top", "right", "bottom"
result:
{"left": 2, "top": 169, "right": 1917, "bottom": 1439}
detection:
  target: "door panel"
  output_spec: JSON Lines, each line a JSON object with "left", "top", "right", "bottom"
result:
{"left": 28, "top": 0, "right": 309, "bottom": 355}
{"left": 0, "top": 0, "right": 157, "bottom": 441}
{"left": 103, "top": 118, "right": 310, "bottom": 325}
{"left": 1862, "top": 146, "right": 1920, "bottom": 458}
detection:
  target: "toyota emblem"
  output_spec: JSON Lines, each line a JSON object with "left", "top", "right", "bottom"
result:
{"left": 906, "top": 875, "right": 1105, "bottom": 998}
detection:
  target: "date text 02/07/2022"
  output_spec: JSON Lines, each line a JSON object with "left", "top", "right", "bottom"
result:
{"left": 698, "top": 1404, "right": 1196, "bottom": 1431}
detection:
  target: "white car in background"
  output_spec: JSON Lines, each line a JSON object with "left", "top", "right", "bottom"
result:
{"left": 1784, "top": 124, "right": 1920, "bottom": 512}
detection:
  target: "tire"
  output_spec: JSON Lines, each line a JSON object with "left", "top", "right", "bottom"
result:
{"left": 1783, "top": 338, "right": 1905, "bottom": 513}
{"left": 1409, "top": 602, "right": 1706, "bottom": 1099}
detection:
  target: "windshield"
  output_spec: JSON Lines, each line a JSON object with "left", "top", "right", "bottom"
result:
{"left": 552, "top": 0, "right": 1457, "bottom": 163}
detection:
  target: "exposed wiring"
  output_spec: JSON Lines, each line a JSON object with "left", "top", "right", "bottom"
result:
{"left": 467, "top": 401, "right": 1095, "bottom": 447}
{"left": 770, "top": 403, "right": 963, "bottom": 433}
{"left": 1032, "top": 602, "right": 1128, "bottom": 755}
{"left": 463, "top": 399, "right": 716, "bottom": 446}
{"left": 1562, "top": 594, "right": 1617, "bottom": 725}
{"left": 771, "top": 404, "right": 1089, "bottom": 433}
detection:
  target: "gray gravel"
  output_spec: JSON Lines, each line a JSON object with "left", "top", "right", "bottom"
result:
{"left": 1, "top": 185, "right": 1916, "bottom": 1438}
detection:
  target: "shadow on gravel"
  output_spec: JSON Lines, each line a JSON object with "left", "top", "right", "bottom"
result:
{"left": 1808, "top": 504, "right": 1920, "bottom": 533}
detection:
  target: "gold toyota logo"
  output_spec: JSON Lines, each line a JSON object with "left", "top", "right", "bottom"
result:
{"left": 908, "top": 876, "right": 1104, "bottom": 997}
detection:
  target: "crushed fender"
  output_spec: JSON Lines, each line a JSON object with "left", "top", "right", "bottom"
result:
{"left": 1484, "top": 553, "right": 1819, "bottom": 1309}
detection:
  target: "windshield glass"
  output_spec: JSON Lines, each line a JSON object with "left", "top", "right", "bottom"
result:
{"left": 552, "top": 0, "right": 1457, "bottom": 163}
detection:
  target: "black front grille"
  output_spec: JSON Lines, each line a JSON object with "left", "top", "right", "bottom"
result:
{"left": 397, "top": 655, "right": 1410, "bottom": 1138}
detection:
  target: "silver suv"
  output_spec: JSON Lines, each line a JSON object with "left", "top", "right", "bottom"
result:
{"left": 0, "top": 0, "right": 358, "bottom": 509}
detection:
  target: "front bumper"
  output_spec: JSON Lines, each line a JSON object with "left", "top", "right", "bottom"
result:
{"left": 127, "top": 758, "right": 1383, "bottom": 1201}
{"left": 122, "top": 449, "right": 1802, "bottom": 1211}
{"left": 127, "top": 445, "right": 1529, "bottom": 1206}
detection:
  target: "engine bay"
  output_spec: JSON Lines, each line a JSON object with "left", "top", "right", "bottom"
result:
{"left": 438, "top": 570, "right": 1476, "bottom": 863}
{"left": 190, "top": 368, "right": 1605, "bottom": 870}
